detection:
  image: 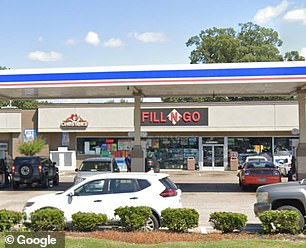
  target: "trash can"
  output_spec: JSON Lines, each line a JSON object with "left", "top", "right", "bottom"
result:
{"left": 187, "top": 157, "right": 195, "bottom": 170}
{"left": 229, "top": 151, "right": 239, "bottom": 171}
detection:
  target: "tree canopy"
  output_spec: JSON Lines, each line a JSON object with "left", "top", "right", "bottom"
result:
{"left": 186, "top": 22, "right": 304, "bottom": 64}
{"left": 0, "top": 100, "right": 48, "bottom": 109}
{"left": 163, "top": 22, "right": 304, "bottom": 103}
{"left": 0, "top": 66, "right": 48, "bottom": 109}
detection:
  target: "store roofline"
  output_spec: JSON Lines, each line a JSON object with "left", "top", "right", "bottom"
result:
{"left": 35, "top": 100, "right": 299, "bottom": 109}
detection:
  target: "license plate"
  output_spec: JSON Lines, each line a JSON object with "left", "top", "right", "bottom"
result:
{"left": 258, "top": 178, "right": 267, "bottom": 182}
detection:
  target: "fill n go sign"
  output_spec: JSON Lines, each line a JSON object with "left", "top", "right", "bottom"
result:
{"left": 141, "top": 108, "right": 208, "bottom": 126}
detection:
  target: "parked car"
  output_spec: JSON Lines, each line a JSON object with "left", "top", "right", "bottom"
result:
{"left": 254, "top": 179, "right": 306, "bottom": 229}
{"left": 237, "top": 161, "right": 281, "bottom": 190}
{"left": 23, "top": 173, "right": 182, "bottom": 230}
{"left": 245, "top": 156, "right": 268, "bottom": 162}
{"left": 74, "top": 157, "right": 120, "bottom": 184}
{"left": 11, "top": 156, "right": 59, "bottom": 189}
{"left": 274, "top": 155, "right": 292, "bottom": 176}
{"left": 115, "top": 157, "right": 128, "bottom": 172}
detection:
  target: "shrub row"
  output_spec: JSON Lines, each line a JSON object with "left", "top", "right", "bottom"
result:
{"left": 0, "top": 208, "right": 303, "bottom": 234}
{"left": 209, "top": 210, "right": 304, "bottom": 234}
{"left": 209, "top": 212, "right": 248, "bottom": 233}
{"left": 114, "top": 206, "right": 152, "bottom": 231}
{"left": 258, "top": 210, "right": 302, "bottom": 234}
{"left": 162, "top": 208, "right": 199, "bottom": 232}
{"left": 0, "top": 207, "right": 199, "bottom": 233}
{"left": 0, "top": 209, "right": 24, "bottom": 231}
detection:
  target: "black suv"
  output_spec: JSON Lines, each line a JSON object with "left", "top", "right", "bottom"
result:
{"left": 11, "top": 156, "right": 59, "bottom": 189}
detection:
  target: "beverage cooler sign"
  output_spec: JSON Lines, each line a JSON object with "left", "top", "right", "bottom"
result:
{"left": 141, "top": 108, "right": 208, "bottom": 126}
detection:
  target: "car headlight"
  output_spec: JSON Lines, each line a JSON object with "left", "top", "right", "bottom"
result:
{"left": 24, "top": 202, "right": 35, "bottom": 208}
{"left": 256, "top": 192, "right": 269, "bottom": 203}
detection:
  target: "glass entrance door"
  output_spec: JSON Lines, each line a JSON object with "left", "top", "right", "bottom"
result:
{"left": 203, "top": 145, "right": 224, "bottom": 168}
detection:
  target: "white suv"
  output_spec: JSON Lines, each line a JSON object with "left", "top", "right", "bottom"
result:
{"left": 23, "top": 173, "right": 182, "bottom": 230}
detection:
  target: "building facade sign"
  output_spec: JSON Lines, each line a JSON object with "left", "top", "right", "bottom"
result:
{"left": 60, "top": 114, "right": 88, "bottom": 128}
{"left": 141, "top": 108, "right": 208, "bottom": 126}
{"left": 23, "top": 129, "right": 37, "bottom": 142}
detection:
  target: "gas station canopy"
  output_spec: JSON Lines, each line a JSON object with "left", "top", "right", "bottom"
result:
{"left": 1, "top": 61, "right": 306, "bottom": 177}
{"left": 0, "top": 61, "right": 306, "bottom": 100}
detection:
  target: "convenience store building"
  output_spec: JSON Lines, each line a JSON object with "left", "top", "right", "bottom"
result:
{"left": 0, "top": 100, "right": 299, "bottom": 171}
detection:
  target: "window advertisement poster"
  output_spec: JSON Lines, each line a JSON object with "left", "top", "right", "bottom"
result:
{"left": 61, "top": 132, "right": 70, "bottom": 146}
{"left": 118, "top": 140, "right": 132, "bottom": 151}
{"left": 23, "top": 129, "right": 37, "bottom": 142}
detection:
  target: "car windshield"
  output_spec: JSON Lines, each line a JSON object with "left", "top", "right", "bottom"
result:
{"left": 247, "top": 158, "right": 266, "bottom": 162}
{"left": 79, "top": 161, "right": 112, "bottom": 172}
{"left": 246, "top": 161, "right": 275, "bottom": 169}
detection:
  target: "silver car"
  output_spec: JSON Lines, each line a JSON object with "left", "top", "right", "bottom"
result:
{"left": 74, "top": 157, "right": 119, "bottom": 184}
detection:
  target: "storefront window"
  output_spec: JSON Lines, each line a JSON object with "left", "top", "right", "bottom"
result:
{"left": 76, "top": 137, "right": 133, "bottom": 157}
{"left": 228, "top": 137, "right": 272, "bottom": 164}
{"left": 146, "top": 137, "right": 198, "bottom": 169}
{"left": 203, "top": 137, "right": 224, "bottom": 144}
{"left": 274, "top": 137, "right": 298, "bottom": 156}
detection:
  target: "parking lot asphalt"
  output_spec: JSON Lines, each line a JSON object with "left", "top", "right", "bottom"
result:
{"left": 165, "top": 170, "right": 262, "bottom": 232}
{"left": 0, "top": 169, "right": 264, "bottom": 233}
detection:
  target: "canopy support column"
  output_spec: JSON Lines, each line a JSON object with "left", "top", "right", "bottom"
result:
{"left": 131, "top": 94, "right": 144, "bottom": 172}
{"left": 296, "top": 92, "right": 306, "bottom": 179}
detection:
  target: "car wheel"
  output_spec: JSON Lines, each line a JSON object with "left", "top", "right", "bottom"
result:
{"left": 276, "top": 205, "right": 305, "bottom": 229}
{"left": 19, "top": 164, "right": 33, "bottom": 178}
{"left": 12, "top": 182, "right": 19, "bottom": 189}
{"left": 142, "top": 215, "right": 159, "bottom": 231}
{"left": 241, "top": 183, "right": 248, "bottom": 191}
{"left": 239, "top": 179, "right": 247, "bottom": 190}
{"left": 53, "top": 174, "right": 59, "bottom": 186}
{"left": 41, "top": 179, "right": 48, "bottom": 189}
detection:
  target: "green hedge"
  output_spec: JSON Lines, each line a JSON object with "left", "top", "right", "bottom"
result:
{"left": 161, "top": 208, "right": 199, "bottom": 233}
{"left": 29, "top": 208, "right": 65, "bottom": 231}
{"left": 209, "top": 212, "right": 247, "bottom": 233}
{"left": 114, "top": 206, "right": 152, "bottom": 231}
{"left": 0, "top": 209, "right": 24, "bottom": 231}
{"left": 72, "top": 212, "right": 107, "bottom": 232}
{"left": 258, "top": 210, "right": 302, "bottom": 234}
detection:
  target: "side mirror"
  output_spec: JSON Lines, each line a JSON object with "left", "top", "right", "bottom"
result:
{"left": 238, "top": 165, "right": 243, "bottom": 170}
{"left": 75, "top": 168, "right": 79, "bottom": 172}
{"left": 52, "top": 162, "right": 56, "bottom": 166}
{"left": 67, "top": 192, "right": 74, "bottom": 197}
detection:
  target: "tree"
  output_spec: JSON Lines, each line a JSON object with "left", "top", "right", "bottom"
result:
{"left": 162, "top": 22, "right": 304, "bottom": 102}
{"left": 186, "top": 27, "right": 241, "bottom": 64}
{"left": 0, "top": 66, "right": 49, "bottom": 108}
{"left": 237, "top": 22, "right": 283, "bottom": 62}
{"left": 0, "top": 100, "right": 48, "bottom": 109}
{"left": 18, "top": 137, "right": 46, "bottom": 156}
{"left": 284, "top": 51, "right": 305, "bottom": 61}
{"left": 186, "top": 22, "right": 286, "bottom": 64}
